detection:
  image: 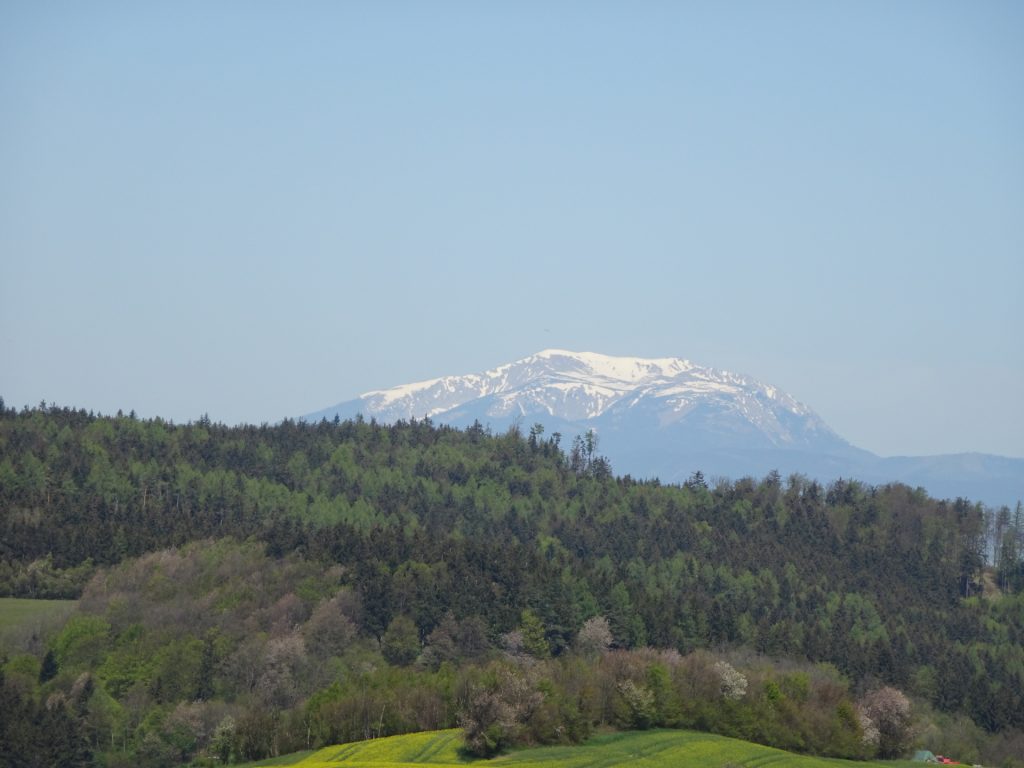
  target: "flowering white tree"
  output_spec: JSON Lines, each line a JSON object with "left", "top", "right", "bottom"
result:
{"left": 858, "top": 686, "right": 912, "bottom": 758}
{"left": 459, "top": 666, "right": 542, "bottom": 756}
{"left": 576, "top": 616, "right": 613, "bottom": 656}
{"left": 713, "top": 660, "right": 748, "bottom": 700}
{"left": 857, "top": 709, "right": 880, "bottom": 749}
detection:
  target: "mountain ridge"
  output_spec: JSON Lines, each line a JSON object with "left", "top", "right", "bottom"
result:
{"left": 304, "top": 350, "right": 1022, "bottom": 506}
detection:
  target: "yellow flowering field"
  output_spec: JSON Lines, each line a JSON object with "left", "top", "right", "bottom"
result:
{"left": 244, "top": 728, "right": 919, "bottom": 768}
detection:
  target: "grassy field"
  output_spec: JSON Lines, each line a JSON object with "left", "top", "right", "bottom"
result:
{"left": 0, "top": 597, "right": 77, "bottom": 650}
{"left": 238, "top": 729, "right": 920, "bottom": 768}
{"left": 237, "top": 751, "right": 317, "bottom": 766}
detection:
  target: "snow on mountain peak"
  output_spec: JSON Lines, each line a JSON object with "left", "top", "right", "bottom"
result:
{"left": 318, "top": 350, "right": 831, "bottom": 447}
{"left": 529, "top": 349, "right": 694, "bottom": 384}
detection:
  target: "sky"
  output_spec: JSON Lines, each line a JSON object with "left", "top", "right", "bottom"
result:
{"left": 1, "top": 1, "right": 1022, "bottom": 458}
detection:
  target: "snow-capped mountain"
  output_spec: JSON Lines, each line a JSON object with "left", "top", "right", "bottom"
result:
{"left": 351, "top": 349, "right": 831, "bottom": 445}
{"left": 306, "top": 349, "right": 863, "bottom": 467}
{"left": 304, "top": 350, "right": 1022, "bottom": 505}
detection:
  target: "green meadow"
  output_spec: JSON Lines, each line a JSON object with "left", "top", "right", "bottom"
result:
{"left": 241, "top": 729, "right": 919, "bottom": 768}
{"left": 0, "top": 597, "right": 77, "bottom": 648}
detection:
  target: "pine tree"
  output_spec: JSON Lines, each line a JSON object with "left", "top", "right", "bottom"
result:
{"left": 519, "top": 609, "right": 550, "bottom": 658}
{"left": 39, "top": 649, "right": 58, "bottom": 683}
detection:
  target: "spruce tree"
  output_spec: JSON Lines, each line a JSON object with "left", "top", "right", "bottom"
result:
{"left": 39, "top": 650, "right": 58, "bottom": 684}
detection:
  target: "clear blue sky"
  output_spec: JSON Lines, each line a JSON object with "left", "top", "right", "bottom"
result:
{"left": 2, "top": 1, "right": 1022, "bottom": 458}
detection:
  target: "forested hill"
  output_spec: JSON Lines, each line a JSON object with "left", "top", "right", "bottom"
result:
{"left": 1, "top": 403, "right": 1023, "bottom": 739}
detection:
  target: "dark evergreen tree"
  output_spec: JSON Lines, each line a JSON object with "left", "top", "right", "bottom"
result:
{"left": 38, "top": 649, "right": 58, "bottom": 684}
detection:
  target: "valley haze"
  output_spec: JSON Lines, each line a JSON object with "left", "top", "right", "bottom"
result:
{"left": 305, "top": 350, "right": 1023, "bottom": 508}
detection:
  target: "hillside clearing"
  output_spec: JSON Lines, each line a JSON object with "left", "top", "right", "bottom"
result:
{"left": 0, "top": 597, "right": 77, "bottom": 649}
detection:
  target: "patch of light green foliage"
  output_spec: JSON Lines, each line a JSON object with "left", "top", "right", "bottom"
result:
{"left": 251, "top": 729, "right": 918, "bottom": 768}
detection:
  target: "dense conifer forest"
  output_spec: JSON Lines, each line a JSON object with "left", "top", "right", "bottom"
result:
{"left": 1, "top": 402, "right": 1023, "bottom": 766}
